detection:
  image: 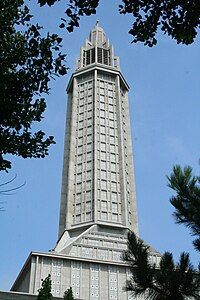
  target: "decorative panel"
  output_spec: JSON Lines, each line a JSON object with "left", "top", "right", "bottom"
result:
{"left": 71, "top": 261, "right": 81, "bottom": 298}
{"left": 51, "top": 259, "right": 62, "bottom": 297}
{"left": 90, "top": 264, "right": 99, "bottom": 299}
{"left": 109, "top": 266, "right": 118, "bottom": 299}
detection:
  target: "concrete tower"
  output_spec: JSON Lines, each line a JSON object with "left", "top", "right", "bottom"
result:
{"left": 11, "top": 24, "right": 160, "bottom": 300}
{"left": 59, "top": 21, "right": 138, "bottom": 238}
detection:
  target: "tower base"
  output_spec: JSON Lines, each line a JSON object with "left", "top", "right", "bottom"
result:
{"left": 11, "top": 225, "right": 161, "bottom": 299}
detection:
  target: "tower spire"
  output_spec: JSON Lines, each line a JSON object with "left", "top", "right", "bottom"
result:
{"left": 76, "top": 23, "right": 120, "bottom": 70}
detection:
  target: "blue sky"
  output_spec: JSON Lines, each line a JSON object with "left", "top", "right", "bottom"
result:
{"left": 0, "top": 0, "right": 200, "bottom": 291}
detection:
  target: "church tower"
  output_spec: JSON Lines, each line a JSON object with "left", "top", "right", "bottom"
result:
{"left": 59, "top": 21, "right": 138, "bottom": 238}
{"left": 11, "top": 23, "right": 160, "bottom": 300}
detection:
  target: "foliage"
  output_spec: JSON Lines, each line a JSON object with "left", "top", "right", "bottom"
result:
{"left": 38, "top": 0, "right": 99, "bottom": 32}
{"left": 63, "top": 287, "right": 74, "bottom": 300}
{"left": 37, "top": 274, "right": 52, "bottom": 300}
{"left": 38, "top": 0, "right": 200, "bottom": 46}
{"left": 0, "top": 0, "right": 67, "bottom": 172}
{"left": 167, "top": 165, "right": 200, "bottom": 251}
{"left": 123, "top": 231, "right": 200, "bottom": 300}
{"left": 119, "top": 0, "right": 200, "bottom": 46}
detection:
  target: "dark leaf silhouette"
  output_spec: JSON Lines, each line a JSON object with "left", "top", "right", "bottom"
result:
{"left": 0, "top": 0, "right": 68, "bottom": 171}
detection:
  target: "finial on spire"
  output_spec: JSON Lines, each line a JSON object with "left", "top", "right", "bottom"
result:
{"left": 96, "top": 20, "right": 99, "bottom": 26}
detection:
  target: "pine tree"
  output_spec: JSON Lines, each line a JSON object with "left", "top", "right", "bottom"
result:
{"left": 63, "top": 287, "right": 74, "bottom": 300}
{"left": 167, "top": 165, "right": 200, "bottom": 251}
{"left": 37, "top": 274, "right": 52, "bottom": 300}
{"left": 123, "top": 231, "right": 200, "bottom": 300}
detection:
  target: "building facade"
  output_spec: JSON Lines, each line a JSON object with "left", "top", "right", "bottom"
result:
{"left": 11, "top": 23, "right": 160, "bottom": 299}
